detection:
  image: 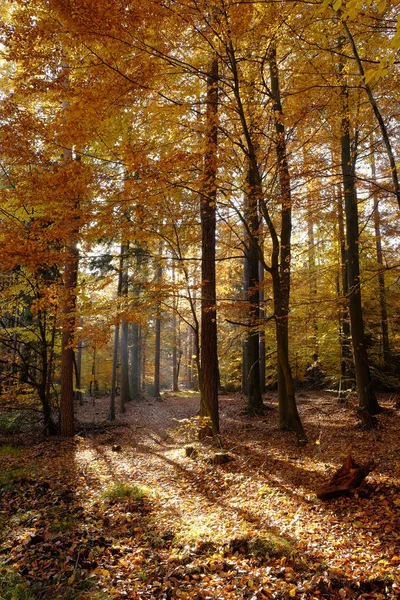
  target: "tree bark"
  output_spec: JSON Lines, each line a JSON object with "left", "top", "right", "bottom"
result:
{"left": 339, "top": 50, "right": 381, "bottom": 415}
{"left": 199, "top": 56, "right": 219, "bottom": 435}
{"left": 120, "top": 242, "right": 131, "bottom": 406}
{"left": 370, "top": 142, "right": 391, "bottom": 369}
{"left": 153, "top": 242, "right": 163, "bottom": 399}
{"left": 60, "top": 241, "right": 78, "bottom": 437}
{"left": 131, "top": 322, "right": 141, "bottom": 400}
{"left": 244, "top": 161, "right": 263, "bottom": 414}
{"left": 336, "top": 181, "right": 353, "bottom": 396}
{"left": 269, "top": 47, "right": 305, "bottom": 439}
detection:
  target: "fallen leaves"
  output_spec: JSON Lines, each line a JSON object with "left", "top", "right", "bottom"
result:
{"left": 0, "top": 391, "right": 400, "bottom": 599}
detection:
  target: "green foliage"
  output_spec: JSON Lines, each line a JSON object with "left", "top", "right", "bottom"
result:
{"left": 0, "top": 569, "right": 37, "bottom": 600}
{"left": 50, "top": 516, "right": 75, "bottom": 533}
{"left": 0, "top": 411, "right": 23, "bottom": 435}
{"left": 101, "top": 482, "right": 150, "bottom": 501}
{"left": 0, "top": 445, "right": 22, "bottom": 457}
{"left": 0, "top": 467, "right": 25, "bottom": 490}
{"left": 247, "top": 533, "right": 295, "bottom": 558}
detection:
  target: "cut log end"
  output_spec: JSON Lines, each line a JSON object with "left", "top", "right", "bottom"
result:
{"left": 316, "top": 455, "right": 374, "bottom": 500}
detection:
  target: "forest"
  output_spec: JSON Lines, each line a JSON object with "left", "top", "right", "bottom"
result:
{"left": 0, "top": 0, "right": 400, "bottom": 598}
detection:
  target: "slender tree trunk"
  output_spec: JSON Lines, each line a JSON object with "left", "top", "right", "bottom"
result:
{"left": 75, "top": 318, "right": 83, "bottom": 406}
{"left": 244, "top": 162, "right": 263, "bottom": 414}
{"left": 109, "top": 323, "right": 120, "bottom": 421}
{"left": 269, "top": 46, "right": 305, "bottom": 439}
{"left": 154, "top": 315, "right": 161, "bottom": 398}
{"left": 60, "top": 236, "right": 79, "bottom": 437}
{"left": 199, "top": 56, "right": 219, "bottom": 435}
{"left": 120, "top": 242, "right": 131, "bottom": 406}
{"left": 153, "top": 243, "right": 163, "bottom": 399}
{"left": 259, "top": 259, "right": 266, "bottom": 394}
{"left": 110, "top": 252, "right": 124, "bottom": 419}
{"left": 339, "top": 53, "right": 381, "bottom": 416}
{"left": 131, "top": 322, "right": 141, "bottom": 400}
{"left": 242, "top": 247, "right": 249, "bottom": 396}
{"left": 141, "top": 329, "right": 147, "bottom": 394}
{"left": 336, "top": 181, "right": 353, "bottom": 393}
{"left": 370, "top": 143, "right": 391, "bottom": 369}
{"left": 172, "top": 262, "right": 179, "bottom": 392}
{"left": 307, "top": 191, "right": 318, "bottom": 361}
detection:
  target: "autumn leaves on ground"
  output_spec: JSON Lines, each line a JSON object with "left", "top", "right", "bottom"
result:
{"left": 1, "top": 392, "right": 400, "bottom": 600}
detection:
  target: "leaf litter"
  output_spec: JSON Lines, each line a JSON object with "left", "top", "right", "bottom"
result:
{"left": 1, "top": 391, "right": 400, "bottom": 599}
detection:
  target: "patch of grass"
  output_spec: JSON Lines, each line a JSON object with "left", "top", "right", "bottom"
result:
{"left": 248, "top": 533, "right": 295, "bottom": 558}
{"left": 50, "top": 516, "right": 74, "bottom": 533}
{"left": 0, "top": 568, "right": 37, "bottom": 600}
{"left": 0, "top": 411, "right": 24, "bottom": 435}
{"left": 53, "top": 582, "right": 114, "bottom": 600}
{"left": 0, "top": 444, "right": 22, "bottom": 457}
{"left": 173, "top": 522, "right": 216, "bottom": 548}
{"left": 101, "top": 482, "right": 150, "bottom": 501}
{"left": 0, "top": 467, "right": 25, "bottom": 490}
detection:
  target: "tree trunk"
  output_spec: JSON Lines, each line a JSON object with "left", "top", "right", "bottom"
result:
{"left": 199, "top": 56, "right": 219, "bottom": 435}
{"left": 269, "top": 46, "right": 305, "bottom": 440}
{"left": 110, "top": 250, "right": 124, "bottom": 419}
{"left": 242, "top": 248, "right": 249, "bottom": 396}
{"left": 120, "top": 243, "right": 131, "bottom": 406}
{"left": 244, "top": 161, "right": 263, "bottom": 414}
{"left": 109, "top": 323, "right": 120, "bottom": 420}
{"left": 60, "top": 247, "right": 78, "bottom": 437}
{"left": 153, "top": 243, "right": 163, "bottom": 399}
{"left": 336, "top": 181, "right": 353, "bottom": 397}
{"left": 339, "top": 54, "right": 381, "bottom": 415}
{"left": 154, "top": 314, "right": 161, "bottom": 398}
{"left": 259, "top": 259, "right": 266, "bottom": 394}
{"left": 307, "top": 189, "right": 318, "bottom": 362}
{"left": 370, "top": 142, "right": 391, "bottom": 369}
{"left": 75, "top": 318, "right": 83, "bottom": 406}
{"left": 172, "top": 262, "right": 179, "bottom": 392}
{"left": 131, "top": 322, "right": 141, "bottom": 400}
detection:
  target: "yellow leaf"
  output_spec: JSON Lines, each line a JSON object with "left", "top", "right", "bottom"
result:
{"left": 68, "top": 574, "right": 75, "bottom": 585}
{"left": 289, "top": 587, "right": 297, "bottom": 597}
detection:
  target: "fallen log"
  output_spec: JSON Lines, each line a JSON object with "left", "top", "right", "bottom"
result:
{"left": 316, "top": 455, "right": 374, "bottom": 500}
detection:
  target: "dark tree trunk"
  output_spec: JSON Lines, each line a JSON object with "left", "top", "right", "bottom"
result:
{"left": 154, "top": 315, "right": 161, "bottom": 398}
{"left": 75, "top": 319, "right": 83, "bottom": 406}
{"left": 339, "top": 56, "right": 381, "bottom": 416}
{"left": 110, "top": 252, "right": 124, "bottom": 419}
{"left": 269, "top": 46, "right": 306, "bottom": 440}
{"left": 307, "top": 190, "right": 318, "bottom": 360}
{"left": 120, "top": 243, "right": 131, "bottom": 406}
{"left": 60, "top": 238, "right": 79, "bottom": 437}
{"left": 259, "top": 259, "right": 266, "bottom": 394}
{"left": 244, "top": 162, "right": 263, "bottom": 414}
{"left": 141, "top": 329, "right": 147, "bottom": 394}
{"left": 370, "top": 143, "right": 391, "bottom": 369}
{"left": 199, "top": 56, "right": 219, "bottom": 435}
{"left": 153, "top": 244, "right": 163, "bottom": 399}
{"left": 109, "top": 323, "right": 120, "bottom": 420}
{"left": 242, "top": 249, "right": 249, "bottom": 396}
{"left": 131, "top": 322, "right": 141, "bottom": 400}
{"left": 172, "top": 262, "right": 179, "bottom": 392}
{"left": 336, "top": 181, "right": 353, "bottom": 396}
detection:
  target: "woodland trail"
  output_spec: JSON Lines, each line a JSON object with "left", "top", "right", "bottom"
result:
{"left": 1, "top": 391, "right": 400, "bottom": 599}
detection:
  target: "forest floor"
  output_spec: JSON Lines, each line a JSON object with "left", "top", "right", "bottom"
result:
{"left": 1, "top": 390, "right": 400, "bottom": 599}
